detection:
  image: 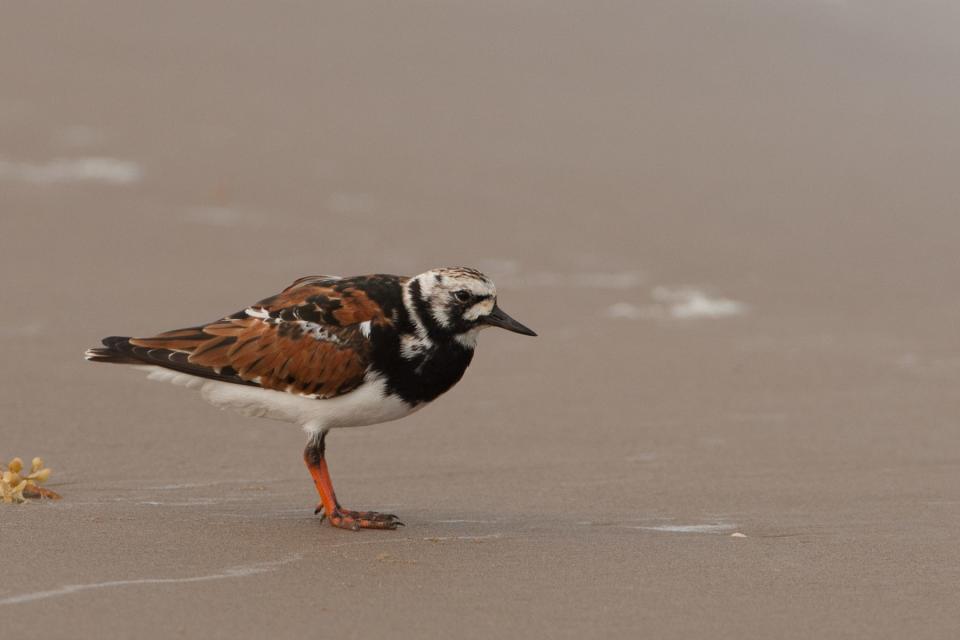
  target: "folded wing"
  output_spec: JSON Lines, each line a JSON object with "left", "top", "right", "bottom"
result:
{"left": 108, "top": 276, "right": 393, "bottom": 398}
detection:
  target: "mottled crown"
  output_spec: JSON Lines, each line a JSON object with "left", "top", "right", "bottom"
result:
{"left": 422, "top": 267, "right": 496, "bottom": 298}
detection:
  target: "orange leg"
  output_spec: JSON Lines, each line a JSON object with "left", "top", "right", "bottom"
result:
{"left": 303, "top": 431, "right": 403, "bottom": 531}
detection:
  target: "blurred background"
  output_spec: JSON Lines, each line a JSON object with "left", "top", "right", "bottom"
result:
{"left": 2, "top": 2, "right": 959, "bottom": 638}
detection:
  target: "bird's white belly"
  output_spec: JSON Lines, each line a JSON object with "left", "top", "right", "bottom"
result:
{"left": 136, "top": 366, "right": 419, "bottom": 434}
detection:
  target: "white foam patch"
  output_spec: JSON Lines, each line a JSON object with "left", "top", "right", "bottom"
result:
{"left": 607, "top": 287, "right": 747, "bottom": 321}
{"left": 147, "top": 481, "right": 238, "bottom": 491}
{"left": 655, "top": 287, "right": 747, "bottom": 319}
{"left": 0, "top": 156, "right": 142, "bottom": 185}
{"left": 631, "top": 523, "right": 737, "bottom": 534}
{"left": 0, "top": 555, "right": 301, "bottom": 606}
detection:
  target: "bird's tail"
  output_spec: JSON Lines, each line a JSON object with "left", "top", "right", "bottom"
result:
{"left": 84, "top": 336, "right": 140, "bottom": 364}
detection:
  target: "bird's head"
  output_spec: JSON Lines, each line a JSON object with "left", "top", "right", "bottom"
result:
{"left": 406, "top": 267, "right": 536, "bottom": 344}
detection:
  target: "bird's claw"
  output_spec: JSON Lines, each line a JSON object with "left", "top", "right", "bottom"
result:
{"left": 314, "top": 505, "right": 404, "bottom": 530}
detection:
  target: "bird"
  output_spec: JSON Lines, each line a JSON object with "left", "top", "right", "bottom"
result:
{"left": 85, "top": 267, "right": 536, "bottom": 531}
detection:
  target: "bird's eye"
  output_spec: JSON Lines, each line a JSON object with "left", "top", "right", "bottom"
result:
{"left": 454, "top": 290, "right": 471, "bottom": 303}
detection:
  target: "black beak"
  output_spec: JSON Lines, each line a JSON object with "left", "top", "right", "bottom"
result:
{"left": 482, "top": 304, "right": 537, "bottom": 336}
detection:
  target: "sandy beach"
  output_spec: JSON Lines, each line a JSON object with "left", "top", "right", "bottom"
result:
{"left": 2, "top": 2, "right": 959, "bottom": 638}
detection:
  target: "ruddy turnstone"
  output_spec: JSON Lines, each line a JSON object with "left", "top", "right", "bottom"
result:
{"left": 85, "top": 267, "right": 535, "bottom": 531}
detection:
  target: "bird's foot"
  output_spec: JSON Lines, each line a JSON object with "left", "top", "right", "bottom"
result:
{"left": 314, "top": 504, "right": 404, "bottom": 531}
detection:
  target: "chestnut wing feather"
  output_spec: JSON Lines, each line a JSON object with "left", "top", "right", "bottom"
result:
{"left": 127, "top": 278, "right": 392, "bottom": 398}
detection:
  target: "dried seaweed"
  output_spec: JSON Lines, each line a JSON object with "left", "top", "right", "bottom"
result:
{"left": 0, "top": 457, "right": 61, "bottom": 503}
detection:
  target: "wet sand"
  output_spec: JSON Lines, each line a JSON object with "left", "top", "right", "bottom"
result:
{"left": 2, "top": 2, "right": 960, "bottom": 638}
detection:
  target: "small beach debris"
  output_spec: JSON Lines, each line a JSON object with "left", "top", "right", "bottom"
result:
{"left": 1, "top": 457, "right": 61, "bottom": 503}
{"left": 730, "top": 532, "right": 747, "bottom": 538}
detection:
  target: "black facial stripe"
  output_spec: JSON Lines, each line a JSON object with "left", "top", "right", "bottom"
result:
{"left": 394, "top": 296, "right": 416, "bottom": 334}
{"left": 408, "top": 278, "right": 446, "bottom": 339}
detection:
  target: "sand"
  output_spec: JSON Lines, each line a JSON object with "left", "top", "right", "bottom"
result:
{"left": 2, "top": 2, "right": 959, "bottom": 638}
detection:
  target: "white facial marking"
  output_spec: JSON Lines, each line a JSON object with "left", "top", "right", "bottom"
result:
{"left": 463, "top": 298, "right": 495, "bottom": 321}
{"left": 454, "top": 328, "right": 480, "bottom": 348}
{"left": 429, "top": 299, "right": 452, "bottom": 328}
